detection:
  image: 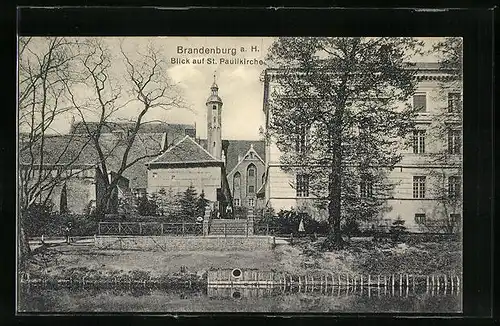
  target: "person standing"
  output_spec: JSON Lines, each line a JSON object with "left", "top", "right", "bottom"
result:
{"left": 298, "top": 217, "right": 305, "bottom": 237}
{"left": 64, "top": 222, "right": 72, "bottom": 244}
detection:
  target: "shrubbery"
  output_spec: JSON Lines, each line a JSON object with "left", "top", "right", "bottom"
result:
{"left": 135, "top": 186, "right": 208, "bottom": 222}
{"left": 256, "top": 208, "right": 329, "bottom": 235}
{"left": 22, "top": 203, "right": 99, "bottom": 237}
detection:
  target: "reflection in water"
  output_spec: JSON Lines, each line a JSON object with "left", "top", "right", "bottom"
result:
{"left": 206, "top": 283, "right": 461, "bottom": 299}
{"left": 18, "top": 282, "right": 461, "bottom": 313}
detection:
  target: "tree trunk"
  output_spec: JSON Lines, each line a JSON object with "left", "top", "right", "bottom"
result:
{"left": 327, "top": 127, "right": 344, "bottom": 249}
{"left": 18, "top": 212, "right": 31, "bottom": 271}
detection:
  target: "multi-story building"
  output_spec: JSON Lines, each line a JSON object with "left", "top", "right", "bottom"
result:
{"left": 261, "top": 62, "right": 462, "bottom": 232}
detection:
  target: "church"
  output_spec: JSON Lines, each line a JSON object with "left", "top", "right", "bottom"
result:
{"left": 20, "top": 78, "right": 265, "bottom": 218}
{"left": 146, "top": 78, "right": 265, "bottom": 217}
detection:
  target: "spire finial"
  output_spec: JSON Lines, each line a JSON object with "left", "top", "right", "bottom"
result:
{"left": 211, "top": 73, "right": 218, "bottom": 94}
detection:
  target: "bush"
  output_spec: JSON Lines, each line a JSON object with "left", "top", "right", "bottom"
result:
{"left": 390, "top": 218, "right": 407, "bottom": 242}
{"left": 341, "top": 219, "right": 361, "bottom": 237}
{"left": 256, "top": 209, "right": 329, "bottom": 235}
{"left": 22, "top": 203, "right": 99, "bottom": 237}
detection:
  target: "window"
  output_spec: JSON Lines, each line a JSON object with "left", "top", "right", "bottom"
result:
{"left": 448, "top": 130, "right": 461, "bottom": 154}
{"left": 448, "top": 93, "right": 461, "bottom": 112}
{"left": 414, "top": 213, "right": 426, "bottom": 224}
{"left": 213, "top": 105, "right": 216, "bottom": 110}
{"left": 152, "top": 172, "right": 158, "bottom": 178}
{"left": 412, "top": 130, "right": 426, "bottom": 154}
{"left": 234, "top": 198, "right": 240, "bottom": 206}
{"left": 412, "top": 176, "right": 426, "bottom": 198}
{"left": 448, "top": 176, "right": 461, "bottom": 199}
{"left": 296, "top": 174, "right": 309, "bottom": 197}
{"left": 233, "top": 172, "right": 241, "bottom": 195}
{"left": 247, "top": 164, "right": 257, "bottom": 196}
{"left": 360, "top": 175, "right": 373, "bottom": 198}
{"left": 213, "top": 116, "right": 217, "bottom": 125}
{"left": 248, "top": 198, "right": 255, "bottom": 207}
{"left": 295, "top": 125, "right": 307, "bottom": 153}
{"left": 413, "top": 93, "right": 427, "bottom": 112}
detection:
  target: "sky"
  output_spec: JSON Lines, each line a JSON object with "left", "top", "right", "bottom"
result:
{"left": 23, "top": 37, "right": 445, "bottom": 140}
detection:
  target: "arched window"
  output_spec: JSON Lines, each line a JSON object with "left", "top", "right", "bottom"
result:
{"left": 247, "top": 164, "right": 257, "bottom": 195}
{"left": 233, "top": 172, "right": 241, "bottom": 200}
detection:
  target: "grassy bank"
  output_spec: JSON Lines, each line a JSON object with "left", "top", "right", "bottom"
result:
{"left": 290, "top": 237, "right": 462, "bottom": 276}
{"left": 22, "top": 237, "right": 461, "bottom": 284}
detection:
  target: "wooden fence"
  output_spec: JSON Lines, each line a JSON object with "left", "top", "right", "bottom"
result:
{"left": 98, "top": 221, "right": 203, "bottom": 236}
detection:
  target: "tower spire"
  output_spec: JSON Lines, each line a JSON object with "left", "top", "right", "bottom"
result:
{"left": 211, "top": 73, "right": 218, "bottom": 95}
{"left": 206, "top": 75, "right": 222, "bottom": 160}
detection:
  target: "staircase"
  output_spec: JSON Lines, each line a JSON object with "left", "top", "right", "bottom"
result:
{"left": 209, "top": 219, "right": 251, "bottom": 236}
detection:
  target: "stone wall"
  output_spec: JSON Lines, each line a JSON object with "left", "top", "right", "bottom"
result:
{"left": 147, "top": 166, "right": 222, "bottom": 202}
{"left": 95, "top": 235, "right": 274, "bottom": 251}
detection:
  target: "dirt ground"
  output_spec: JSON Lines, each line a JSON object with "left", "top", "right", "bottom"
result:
{"left": 23, "top": 237, "right": 462, "bottom": 280}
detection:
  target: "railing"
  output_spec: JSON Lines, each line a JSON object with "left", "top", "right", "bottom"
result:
{"left": 208, "top": 219, "right": 251, "bottom": 236}
{"left": 98, "top": 222, "right": 203, "bottom": 236}
{"left": 254, "top": 224, "right": 287, "bottom": 236}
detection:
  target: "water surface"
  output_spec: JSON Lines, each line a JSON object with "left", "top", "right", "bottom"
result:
{"left": 19, "top": 284, "right": 461, "bottom": 313}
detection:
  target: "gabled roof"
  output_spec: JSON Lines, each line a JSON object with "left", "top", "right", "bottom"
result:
{"left": 147, "top": 135, "right": 222, "bottom": 166}
{"left": 227, "top": 144, "right": 265, "bottom": 177}
{"left": 197, "top": 139, "right": 266, "bottom": 173}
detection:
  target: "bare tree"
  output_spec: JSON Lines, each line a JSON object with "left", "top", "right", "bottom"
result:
{"left": 66, "top": 39, "right": 185, "bottom": 215}
{"left": 18, "top": 37, "right": 91, "bottom": 261}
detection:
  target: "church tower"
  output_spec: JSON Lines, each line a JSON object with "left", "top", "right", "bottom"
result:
{"left": 206, "top": 75, "right": 223, "bottom": 160}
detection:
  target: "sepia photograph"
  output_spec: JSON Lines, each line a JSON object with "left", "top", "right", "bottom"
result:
{"left": 17, "top": 36, "right": 463, "bottom": 313}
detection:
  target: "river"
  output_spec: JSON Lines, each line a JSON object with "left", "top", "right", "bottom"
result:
{"left": 18, "top": 284, "right": 461, "bottom": 313}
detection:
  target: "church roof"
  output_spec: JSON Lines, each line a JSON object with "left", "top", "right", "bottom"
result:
{"left": 147, "top": 135, "right": 222, "bottom": 166}
{"left": 70, "top": 121, "right": 195, "bottom": 135}
{"left": 197, "top": 139, "right": 266, "bottom": 173}
{"left": 20, "top": 132, "right": 166, "bottom": 190}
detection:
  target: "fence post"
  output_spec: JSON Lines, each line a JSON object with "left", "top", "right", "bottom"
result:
{"left": 290, "top": 233, "right": 293, "bottom": 245}
{"left": 224, "top": 223, "right": 226, "bottom": 237}
{"left": 266, "top": 224, "right": 269, "bottom": 235}
{"left": 161, "top": 223, "right": 164, "bottom": 235}
{"left": 98, "top": 223, "right": 101, "bottom": 235}
{"left": 182, "top": 222, "right": 185, "bottom": 235}
{"left": 118, "top": 222, "right": 121, "bottom": 234}
{"left": 139, "top": 222, "right": 142, "bottom": 235}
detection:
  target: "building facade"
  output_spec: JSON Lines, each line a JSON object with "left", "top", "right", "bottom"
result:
{"left": 146, "top": 135, "right": 225, "bottom": 203}
{"left": 226, "top": 144, "right": 266, "bottom": 211}
{"left": 261, "top": 62, "right": 462, "bottom": 232}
